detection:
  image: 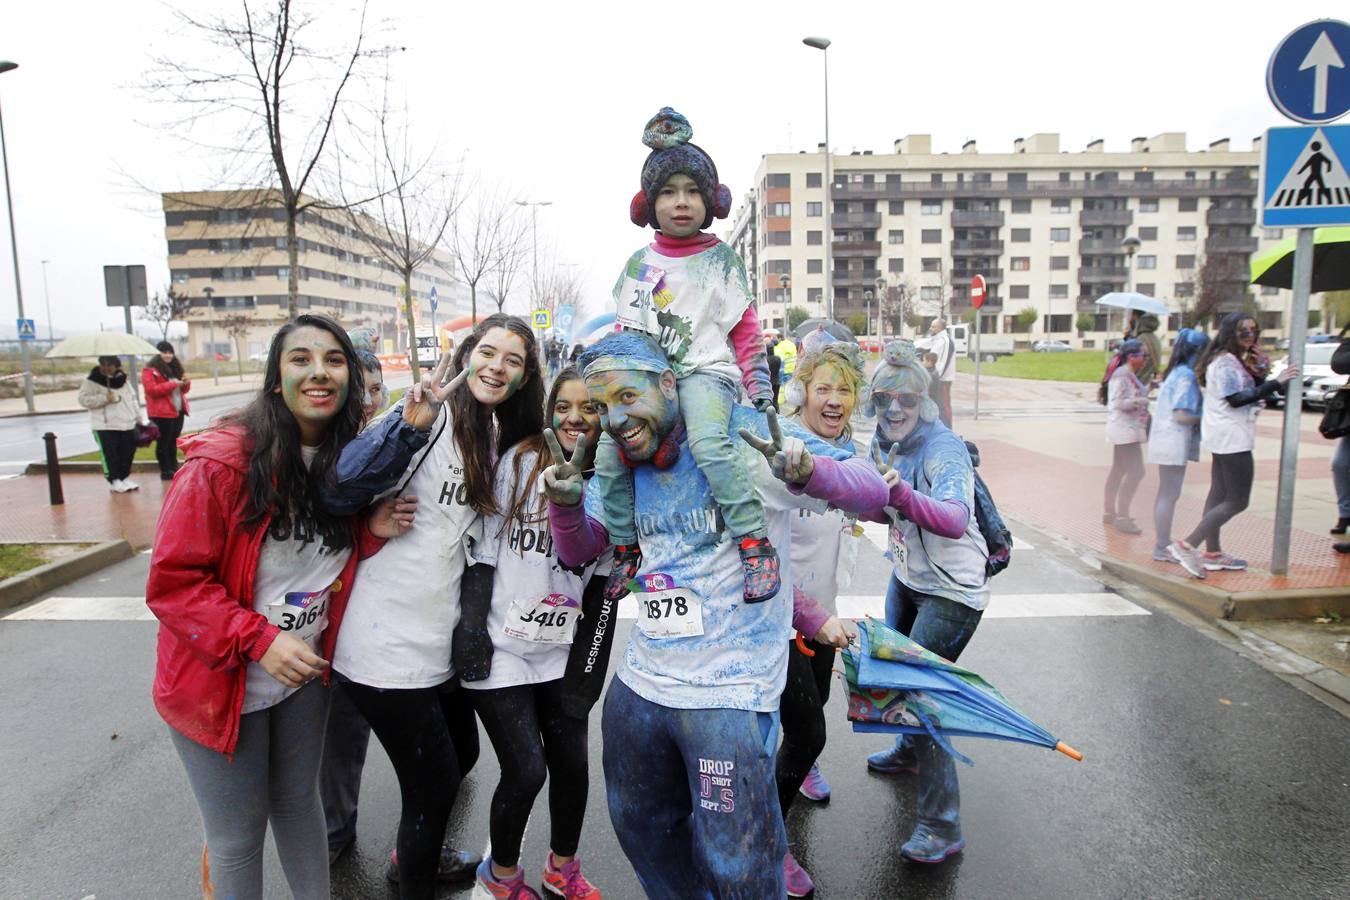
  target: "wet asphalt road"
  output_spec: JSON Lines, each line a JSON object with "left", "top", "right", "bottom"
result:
{"left": 2, "top": 529, "right": 1348, "bottom": 899}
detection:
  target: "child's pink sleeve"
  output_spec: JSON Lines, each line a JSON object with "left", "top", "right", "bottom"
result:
{"left": 730, "top": 305, "right": 773, "bottom": 403}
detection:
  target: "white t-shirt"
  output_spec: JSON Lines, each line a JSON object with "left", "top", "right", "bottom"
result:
{"left": 929, "top": 329, "right": 956, "bottom": 382}
{"left": 611, "top": 241, "right": 752, "bottom": 384}
{"left": 333, "top": 407, "right": 480, "bottom": 689}
{"left": 463, "top": 445, "right": 601, "bottom": 691}
{"left": 1105, "top": 366, "right": 1149, "bottom": 445}
{"left": 1147, "top": 364, "right": 1202, "bottom": 466}
{"left": 1201, "top": 353, "right": 1259, "bottom": 455}
{"left": 242, "top": 445, "right": 352, "bottom": 714}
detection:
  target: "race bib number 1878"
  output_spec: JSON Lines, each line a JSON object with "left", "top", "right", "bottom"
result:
{"left": 631, "top": 573, "right": 704, "bottom": 640}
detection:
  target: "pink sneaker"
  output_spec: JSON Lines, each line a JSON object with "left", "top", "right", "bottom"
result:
{"left": 541, "top": 852, "right": 601, "bottom": 899}
{"left": 798, "top": 761, "right": 831, "bottom": 802}
{"left": 783, "top": 852, "right": 815, "bottom": 898}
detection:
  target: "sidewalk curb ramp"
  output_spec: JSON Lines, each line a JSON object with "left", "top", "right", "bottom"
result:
{"left": 1100, "top": 557, "right": 1350, "bottom": 621}
{"left": 0, "top": 540, "right": 135, "bottom": 612}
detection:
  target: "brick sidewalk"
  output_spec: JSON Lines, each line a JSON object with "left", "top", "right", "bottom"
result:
{"left": 2, "top": 470, "right": 167, "bottom": 550}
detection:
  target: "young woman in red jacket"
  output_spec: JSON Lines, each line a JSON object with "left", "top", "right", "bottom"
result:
{"left": 145, "top": 314, "right": 415, "bottom": 900}
{"left": 141, "top": 340, "right": 191, "bottom": 480}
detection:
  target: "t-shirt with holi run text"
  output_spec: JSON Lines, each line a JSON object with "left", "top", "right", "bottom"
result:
{"left": 242, "top": 444, "right": 352, "bottom": 714}
{"left": 334, "top": 405, "right": 479, "bottom": 689}
{"left": 464, "top": 444, "right": 603, "bottom": 692}
{"left": 1201, "top": 352, "right": 1260, "bottom": 455}
{"left": 583, "top": 407, "right": 849, "bottom": 713}
{"left": 611, "top": 240, "right": 752, "bottom": 385}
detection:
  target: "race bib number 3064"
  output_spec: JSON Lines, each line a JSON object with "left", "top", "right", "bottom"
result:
{"left": 631, "top": 573, "right": 704, "bottom": 640}
{"left": 264, "top": 585, "right": 332, "bottom": 645}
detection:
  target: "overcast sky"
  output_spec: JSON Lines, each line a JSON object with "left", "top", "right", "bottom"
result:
{"left": 0, "top": 0, "right": 1338, "bottom": 338}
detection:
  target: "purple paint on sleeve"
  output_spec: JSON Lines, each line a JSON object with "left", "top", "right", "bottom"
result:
{"left": 889, "top": 477, "right": 970, "bottom": 539}
{"left": 548, "top": 500, "right": 611, "bottom": 567}
{"left": 792, "top": 585, "right": 831, "bottom": 641}
{"left": 790, "top": 455, "right": 890, "bottom": 514}
{"left": 729, "top": 305, "right": 773, "bottom": 401}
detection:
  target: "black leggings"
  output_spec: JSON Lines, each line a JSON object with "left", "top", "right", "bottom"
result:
{"left": 1185, "top": 451, "right": 1254, "bottom": 552}
{"left": 337, "top": 677, "right": 479, "bottom": 900}
{"left": 468, "top": 679, "right": 589, "bottom": 869}
{"left": 1104, "top": 442, "right": 1145, "bottom": 519}
{"left": 775, "top": 638, "right": 836, "bottom": 817}
{"left": 150, "top": 413, "right": 184, "bottom": 477}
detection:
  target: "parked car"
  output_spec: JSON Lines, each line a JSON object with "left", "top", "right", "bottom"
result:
{"left": 1032, "top": 340, "right": 1073, "bottom": 353}
{"left": 1306, "top": 374, "right": 1346, "bottom": 409}
{"left": 1267, "top": 342, "right": 1340, "bottom": 408}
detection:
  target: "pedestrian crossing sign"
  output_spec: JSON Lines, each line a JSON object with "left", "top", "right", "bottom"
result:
{"left": 15, "top": 318, "right": 35, "bottom": 341}
{"left": 1260, "top": 124, "right": 1350, "bottom": 227}
{"left": 532, "top": 309, "right": 551, "bottom": 329}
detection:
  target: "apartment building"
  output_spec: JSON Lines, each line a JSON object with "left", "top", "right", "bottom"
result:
{"left": 163, "top": 190, "right": 464, "bottom": 359}
{"left": 727, "top": 133, "right": 1300, "bottom": 347}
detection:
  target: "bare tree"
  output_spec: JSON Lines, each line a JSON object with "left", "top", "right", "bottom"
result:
{"left": 145, "top": 0, "right": 387, "bottom": 319}
{"left": 141, "top": 287, "right": 193, "bottom": 342}
{"left": 484, "top": 212, "right": 530, "bottom": 314}
{"left": 1183, "top": 253, "right": 1248, "bottom": 328}
{"left": 221, "top": 313, "right": 252, "bottom": 379}
{"left": 451, "top": 184, "right": 517, "bottom": 322}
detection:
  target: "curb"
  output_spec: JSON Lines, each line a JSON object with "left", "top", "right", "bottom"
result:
{"left": 1099, "top": 557, "right": 1350, "bottom": 621}
{"left": 24, "top": 460, "right": 165, "bottom": 476}
{"left": 1212, "top": 620, "right": 1350, "bottom": 709}
{"left": 0, "top": 540, "right": 136, "bottom": 612}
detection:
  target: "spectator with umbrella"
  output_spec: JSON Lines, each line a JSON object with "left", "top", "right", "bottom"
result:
{"left": 78, "top": 355, "right": 144, "bottom": 493}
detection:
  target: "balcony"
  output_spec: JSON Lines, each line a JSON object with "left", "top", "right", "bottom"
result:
{"left": 833, "top": 268, "right": 882, "bottom": 284}
{"left": 1205, "top": 235, "right": 1259, "bottom": 254}
{"left": 1207, "top": 206, "right": 1256, "bottom": 226}
{"left": 833, "top": 211, "right": 882, "bottom": 228}
{"left": 950, "top": 239, "right": 1004, "bottom": 256}
{"left": 828, "top": 176, "right": 1257, "bottom": 201}
{"left": 951, "top": 267, "right": 1003, "bottom": 284}
{"left": 950, "top": 210, "right": 1005, "bottom": 228}
{"left": 1078, "top": 267, "right": 1129, "bottom": 284}
{"left": 832, "top": 239, "right": 881, "bottom": 259}
{"left": 1080, "top": 208, "right": 1132, "bottom": 227}
{"left": 1078, "top": 238, "right": 1127, "bottom": 255}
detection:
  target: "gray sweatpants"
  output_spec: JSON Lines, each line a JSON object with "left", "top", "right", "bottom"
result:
{"left": 170, "top": 679, "right": 331, "bottom": 900}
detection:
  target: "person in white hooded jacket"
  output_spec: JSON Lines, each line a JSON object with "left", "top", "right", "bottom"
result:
{"left": 78, "top": 355, "right": 143, "bottom": 492}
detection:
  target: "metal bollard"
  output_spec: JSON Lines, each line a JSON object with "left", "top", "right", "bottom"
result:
{"left": 43, "top": 432, "right": 63, "bottom": 505}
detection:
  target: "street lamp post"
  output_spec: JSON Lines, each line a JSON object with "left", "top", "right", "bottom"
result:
{"left": 1120, "top": 234, "right": 1141, "bottom": 340}
{"left": 863, "top": 289, "right": 872, "bottom": 347}
{"left": 203, "top": 285, "right": 218, "bottom": 385}
{"left": 40, "top": 258, "right": 54, "bottom": 385}
{"left": 875, "top": 276, "right": 888, "bottom": 344}
{"left": 0, "top": 61, "right": 35, "bottom": 412}
{"left": 780, "top": 274, "right": 791, "bottom": 331}
{"left": 515, "top": 200, "right": 553, "bottom": 314}
{"left": 803, "top": 37, "right": 832, "bottom": 321}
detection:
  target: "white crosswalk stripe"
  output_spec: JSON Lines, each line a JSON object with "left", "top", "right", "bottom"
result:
{"left": 856, "top": 520, "right": 1034, "bottom": 553}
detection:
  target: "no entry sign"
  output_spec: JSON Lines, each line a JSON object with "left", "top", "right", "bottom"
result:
{"left": 970, "top": 274, "right": 987, "bottom": 309}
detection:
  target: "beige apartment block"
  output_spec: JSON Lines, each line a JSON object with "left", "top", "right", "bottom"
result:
{"left": 163, "top": 190, "right": 463, "bottom": 360}
{"left": 726, "top": 133, "right": 1315, "bottom": 350}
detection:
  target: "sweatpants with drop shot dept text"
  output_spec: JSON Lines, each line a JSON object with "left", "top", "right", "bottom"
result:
{"left": 601, "top": 676, "right": 786, "bottom": 900}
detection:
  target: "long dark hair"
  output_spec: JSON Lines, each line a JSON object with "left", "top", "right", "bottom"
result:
{"left": 449, "top": 313, "right": 545, "bottom": 517}
{"left": 148, "top": 342, "right": 185, "bottom": 380}
{"left": 1196, "top": 312, "right": 1259, "bottom": 387}
{"left": 220, "top": 314, "right": 365, "bottom": 550}
{"left": 499, "top": 366, "right": 589, "bottom": 541}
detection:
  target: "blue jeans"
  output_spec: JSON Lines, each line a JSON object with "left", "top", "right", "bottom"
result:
{"left": 602, "top": 677, "right": 786, "bottom": 900}
{"left": 592, "top": 371, "right": 766, "bottom": 545}
{"left": 883, "top": 577, "right": 984, "bottom": 841}
{"left": 1334, "top": 437, "right": 1350, "bottom": 519}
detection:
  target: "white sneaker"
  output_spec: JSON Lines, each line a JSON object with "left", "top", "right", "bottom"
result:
{"left": 110, "top": 479, "right": 131, "bottom": 493}
{"left": 122, "top": 479, "right": 140, "bottom": 491}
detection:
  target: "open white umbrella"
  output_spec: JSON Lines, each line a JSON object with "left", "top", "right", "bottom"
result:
{"left": 45, "top": 332, "right": 161, "bottom": 358}
{"left": 1094, "top": 292, "right": 1169, "bottom": 316}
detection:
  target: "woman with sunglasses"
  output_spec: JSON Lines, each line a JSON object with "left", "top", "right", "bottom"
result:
{"left": 861, "top": 340, "right": 990, "bottom": 865}
{"left": 1169, "top": 314, "right": 1298, "bottom": 577}
{"left": 1100, "top": 339, "right": 1151, "bottom": 535}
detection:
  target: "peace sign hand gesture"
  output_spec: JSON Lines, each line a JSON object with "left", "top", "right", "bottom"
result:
{"left": 738, "top": 408, "right": 815, "bottom": 485}
{"left": 871, "top": 443, "right": 902, "bottom": 489}
{"left": 402, "top": 353, "right": 468, "bottom": 432}
{"left": 542, "top": 428, "right": 588, "bottom": 507}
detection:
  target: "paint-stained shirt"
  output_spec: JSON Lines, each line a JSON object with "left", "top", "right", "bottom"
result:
{"left": 1202, "top": 352, "right": 1259, "bottom": 455}
{"left": 1147, "top": 364, "right": 1202, "bottom": 466}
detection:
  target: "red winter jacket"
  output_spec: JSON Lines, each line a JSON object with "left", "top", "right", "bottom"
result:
{"left": 146, "top": 427, "right": 382, "bottom": 754}
{"left": 141, "top": 364, "right": 191, "bottom": 419}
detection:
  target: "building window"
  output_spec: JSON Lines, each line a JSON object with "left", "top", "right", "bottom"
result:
{"left": 764, "top": 260, "right": 792, "bottom": 275}
{"left": 930, "top": 173, "right": 944, "bottom": 185}
{"left": 1139, "top": 226, "right": 1158, "bottom": 240}
{"left": 1011, "top": 257, "right": 1031, "bottom": 271}
{"left": 767, "top": 173, "right": 790, "bottom": 188}
{"left": 888, "top": 258, "right": 905, "bottom": 273}
{"left": 1049, "top": 284, "right": 1069, "bottom": 299}
{"left": 1136, "top": 255, "right": 1157, "bottom": 269}
{"left": 888, "top": 229, "right": 905, "bottom": 244}
{"left": 1050, "top": 228, "right": 1069, "bottom": 242}
{"left": 921, "top": 258, "right": 942, "bottom": 272}
{"left": 1135, "top": 282, "right": 1155, "bottom": 296}
{"left": 921, "top": 229, "right": 942, "bottom": 243}
{"left": 806, "top": 173, "right": 822, "bottom": 188}
{"left": 1139, "top": 199, "right": 1159, "bottom": 213}
{"left": 920, "top": 286, "right": 941, "bottom": 302}
{"left": 888, "top": 200, "right": 905, "bottom": 215}
{"left": 836, "top": 288, "right": 850, "bottom": 301}
{"left": 1262, "top": 227, "right": 1283, "bottom": 240}
{"left": 1175, "top": 282, "right": 1194, "bottom": 297}
{"left": 1261, "top": 285, "right": 1280, "bottom": 295}
{"left": 1009, "top": 284, "right": 1030, "bottom": 299}
{"left": 768, "top": 202, "right": 790, "bottom": 216}
{"left": 807, "top": 287, "right": 823, "bottom": 302}
{"left": 1011, "top": 228, "right": 1031, "bottom": 242}
{"left": 1177, "top": 226, "right": 1197, "bottom": 241}
{"left": 806, "top": 231, "right": 821, "bottom": 246}
{"left": 1011, "top": 198, "right": 1032, "bottom": 213}
{"left": 921, "top": 200, "right": 942, "bottom": 215}
{"left": 1051, "top": 198, "right": 1071, "bottom": 213}
{"left": 1176, "top": 255, "right": 1196, "bottom": 269}
{"left": 806, "top": 202, "right": 822, "bottom": 217}
{"left": 807, "top": 259, "right": 822, "bottom": 274}
{"left": 1050, "top": 256, "right": 1069, "bottom": 270}
{"left": 768, "top": 232, "right": 791, "bottom": 246}
{"left": 1179, "top": 198, "right": 1198, "bottom": 212}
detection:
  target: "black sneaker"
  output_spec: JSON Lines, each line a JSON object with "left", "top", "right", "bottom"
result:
{"left": 384, "top": 845, "right": 482, "bottom": 884}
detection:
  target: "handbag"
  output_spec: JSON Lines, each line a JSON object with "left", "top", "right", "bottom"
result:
{"left": 1332, "top": 325, "right": 1350, "bottom": 376}
{"left": 1320, "top": 386, "right": 1350, "bottom": 440}
{"left": 134, "top": 420, "right": 160, "bottom": 448}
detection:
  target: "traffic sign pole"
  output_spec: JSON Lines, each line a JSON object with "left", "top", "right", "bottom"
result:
{"left": 970, "top": 274, "right": 987, "bottom": 421}
{"left": 1271, "top": 227, "right": 1314, "bottom": 574}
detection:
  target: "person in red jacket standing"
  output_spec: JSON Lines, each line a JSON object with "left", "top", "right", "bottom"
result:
{"left": 141, "top": 340, "right": 191, "bottom": 480}
{"left": 146, "top": 315, "right": 414, "bottom": 900}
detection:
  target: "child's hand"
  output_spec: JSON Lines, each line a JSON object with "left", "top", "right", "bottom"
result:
{"left": 542, "top": 429, "right": 587, "bottom": 506}
{"left": 753, "top": 397, "right": 775, "bottom": 413}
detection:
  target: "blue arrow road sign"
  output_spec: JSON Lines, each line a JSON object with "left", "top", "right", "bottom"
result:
{"left": 15, "top": 319, "right": 35, "bottom": 341}
{"left": 1267, "top": 19, "right": 1350, "bottom": 124}
{"left": 1260, "top": 124, "right": 1350, "bottom": 227}
{"left": 429, "top": 286, "right": 438, "bottom": 312}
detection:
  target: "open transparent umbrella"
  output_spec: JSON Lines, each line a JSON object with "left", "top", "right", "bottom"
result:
{"left": 842, "top": 618, "right": 1083, "bottom": 765}
{"left": 1250, "top": 226, "right": 1350, "bottom": 294}
{"left": 791, "top": 318, "right": 856, "bottom": 343}
{"left": 1094, "top": 292, "right": 1169, "bottom": 317}
{"left": 45, "top": 332, "right": 161, "bottom": 358}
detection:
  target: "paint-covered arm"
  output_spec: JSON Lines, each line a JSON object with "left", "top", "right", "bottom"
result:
{"left": 787, "top": 455, "right": 890, "bottom": 514}
{"left": 888, "top": 477, "right": 970, "bottom": 539}
{"left": 548, "top": 499, "right": 611, "bottom": 569}
{"left": 792, "top": 585, "right": 831, "bottom": 641}
{"left": 321, "top": 402, "right": 431, "bottom": 515}
{"left": 730, "top": 304, "right": 774, "bottom": 403}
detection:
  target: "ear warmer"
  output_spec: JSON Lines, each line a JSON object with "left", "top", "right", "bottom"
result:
{"left": 631, "top": 107, "right": 732, "bottom": 229}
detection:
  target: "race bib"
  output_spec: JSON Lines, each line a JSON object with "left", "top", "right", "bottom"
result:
{"left": 616, "top": 264, "right": 666, "bottom": 332}
{"left": 264, "top": 584, "right": 332, "bottom": 645}
{"left": 631, "top": 573, "right": 704, "bottom": 640}
{"left": 887, "top": 518, "right": 909, "bottom": 580}
{"left": 503, "top": 593, "right": 580, "bottom": 645}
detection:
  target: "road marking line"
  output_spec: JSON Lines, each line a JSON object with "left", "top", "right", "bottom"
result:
{"left": 835, "top": 592, "right": 1148, "bottom": 621}
{"left": 3, "top": 596, "right": 152, "bottom": 621}
{"left": 858, "top": 520, "right": 1033, "bottom": 552}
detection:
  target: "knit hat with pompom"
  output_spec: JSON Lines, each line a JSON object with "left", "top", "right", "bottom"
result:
{"left": 630, "top": 108, "right": 732, "bottom": 230}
